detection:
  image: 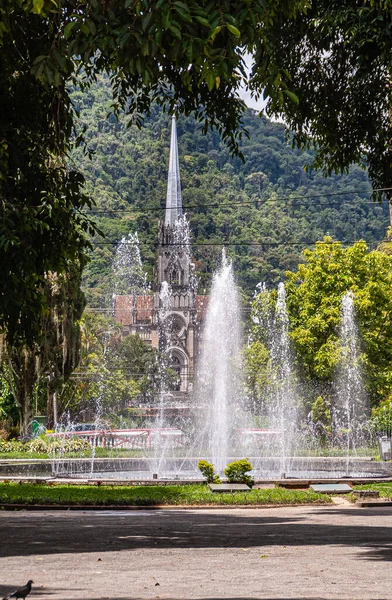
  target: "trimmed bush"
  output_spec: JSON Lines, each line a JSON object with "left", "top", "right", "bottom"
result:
{"left": 198, "top": 460, "right": 222, "bottom": 483}
{"left": 224, "top": 459, "right": 254, "bottom": 487}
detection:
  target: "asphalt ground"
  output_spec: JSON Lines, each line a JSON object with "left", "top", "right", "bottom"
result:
{"left": 1, "top": 504, "right": 392, "bottom": 600}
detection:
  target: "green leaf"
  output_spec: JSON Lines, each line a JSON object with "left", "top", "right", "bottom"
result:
{"left": 210, "top": 25, "right": 222, "bottom": 39}
{"left": 173, "top": 1, "right": 191, "bottom": 21}
{"left": 64, "top": 21, "right": 76, "bottom": 40}
{"left": 186, "top": 41, "right": 193, "bottom": 62}
{"left": 32, "top": 55, "right": 47, "bottom": 65}
{"left": 284, "top": 89, "right": 300, "bottom": 104}
{"left": 227, "top": 24, "right": 240, "bottom": 37}
{"left": 206, "top": 71, "right": 215, "bottom": 91}
{"left": 195, "top": 16, "right": 210, "bottom": 27}
{"left": 32, "top": 0, "right": 44, "bottom": 14}
{"left": 53, "top": 69, "right": 61, "bottom": 87}
{"left": 173, "top": 1, "right": 189, "bottom": 10}
{"left": 142, "top": 12, "right": 152, "bottom": 31}
{"left": 86, "top": 19, "right": 97, "bottom": 35}
{"left": 169, "top": 24, "right": 181, "bottom": 39}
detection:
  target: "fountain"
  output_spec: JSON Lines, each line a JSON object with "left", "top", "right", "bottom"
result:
{"left": 263, "top": 282, "right": 299, "bottom": 477}
{"left": 112, "top": 232, "right": 148, "bottom": 297}
{"left": 333, "top": 291, "right": 370, "bottom": 471}
{"left": 244, "top": 287, "right": 381, "bottom": 479}
{"left": 147, "top": 279, "right": 179, "bottom": 478}
{"left": 192, "top": 250, "right": 246, "bottom": 475}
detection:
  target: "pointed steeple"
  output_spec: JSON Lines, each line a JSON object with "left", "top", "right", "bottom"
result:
{"left": 165, "top": 115, "right": 182, "bottom": 227}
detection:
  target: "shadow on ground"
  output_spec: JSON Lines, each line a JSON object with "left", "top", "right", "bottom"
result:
{"left": 0, "top": 584, "right": 57, "bottom": 597}
{"left": 0, "top": 506, "right": 391, "bottom": 562}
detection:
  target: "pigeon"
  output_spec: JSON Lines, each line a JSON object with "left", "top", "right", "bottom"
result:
{"left": 2, "top": 580, "right": 33, "bottom": 600}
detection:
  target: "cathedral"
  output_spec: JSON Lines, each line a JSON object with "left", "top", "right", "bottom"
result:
{"left": 113, "top": 116, "right": 208, "bottom": 402}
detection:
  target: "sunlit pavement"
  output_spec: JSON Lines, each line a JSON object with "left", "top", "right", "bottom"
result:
{"left": 1, "top": 505, "right": 392, "bottom": 600}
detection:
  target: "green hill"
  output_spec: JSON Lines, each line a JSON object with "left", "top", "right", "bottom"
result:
{"left": 71, "top": 76, "right": 390, "bottom": 306}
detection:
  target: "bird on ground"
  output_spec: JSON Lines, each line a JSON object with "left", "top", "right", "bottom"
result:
{"left": 2, "top": 580, "right": 34, "bottom": 600}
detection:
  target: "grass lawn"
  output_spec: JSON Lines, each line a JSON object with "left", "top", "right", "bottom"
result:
{"left": 353, "top": 482, "right": 392, "bottom": 498}
{"left": 0, "top": 482, "right": 331, "bottom": 507}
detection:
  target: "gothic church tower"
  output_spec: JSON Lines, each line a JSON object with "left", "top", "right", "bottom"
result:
{"left": 153, "top": 115, "right": 198, "bottom": 396}
{"left": 114, "top": 116, "right": 208, "bottom": 403}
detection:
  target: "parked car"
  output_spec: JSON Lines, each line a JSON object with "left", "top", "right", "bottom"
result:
{"left": 72, "top": 423, "right": 96, "bottom": 432}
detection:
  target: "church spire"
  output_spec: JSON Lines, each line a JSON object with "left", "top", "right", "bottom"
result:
{"left": 165, "top": 114, "right": 182, "bottom": 227}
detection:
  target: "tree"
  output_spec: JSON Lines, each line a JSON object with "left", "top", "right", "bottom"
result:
{"left": 1, "top": 261, "right": 85, "bottom": 433}
{"left": 4, "top": 0, "right": 391, "bottom": 342}
{"left": 283, "top": 238, "right": 392, "bottom": 405}
{"left": 3, "top": 0, "right": 259, "bottom": 161}
{"left": 248, "top": 238, "right": 392, "bottom": 420}
{"left": 370, "top": 395, "right": 392, "bottom": 436}
{"left": 0, "top": 2, "right": 96, "bottom": 346}
{"left": 0, "top": 0, "right": 303, "bottom": 431}
{"left": 0, "top": 1, "right": 99, "bottom": 432}
{"left": 57, "top": 313, "right": 161, "bottom": 424}
{"left": 250, "top": 0, "right": 392, "bottom": 212}
{"left": 0, "top": 377, "right": 19, "bottom": 428}
{"left": 4, "top": 0, "right": 392, "bottom": 429}
{"left": 242, "top": 340, "right": 270, "bottom": 406}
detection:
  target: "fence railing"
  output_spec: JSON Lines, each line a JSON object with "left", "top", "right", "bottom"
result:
{"left": 47, "top": 428, "right": 186, "bottom": 449}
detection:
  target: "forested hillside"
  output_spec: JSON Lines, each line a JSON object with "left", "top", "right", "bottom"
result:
{"left": 71, "top": 76, "right": 390, "bottom": 306}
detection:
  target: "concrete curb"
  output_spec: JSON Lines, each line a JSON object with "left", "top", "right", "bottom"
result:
{"left": 355, "top": 500, "right": 392, "bottom": 507}
{"left": 0, "top": 501, "right": 333, "bottom": 511}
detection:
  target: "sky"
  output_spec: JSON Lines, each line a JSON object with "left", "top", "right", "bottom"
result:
{"left": 239, "top": 87, "right": 266, "bottom": 111}
{"left": 238, "top": 53, "right": 267, "bottom": 112}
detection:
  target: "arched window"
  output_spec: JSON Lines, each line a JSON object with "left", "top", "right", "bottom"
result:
{"left": 170, "top": 355, "right": 181, "bottom": 391}
{"left": 170, "top": 269, "right": 180, "bottom": 285}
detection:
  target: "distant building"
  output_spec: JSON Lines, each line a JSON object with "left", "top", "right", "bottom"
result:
{"left": 114, "top": 116, "right": 208, "bottom": 401}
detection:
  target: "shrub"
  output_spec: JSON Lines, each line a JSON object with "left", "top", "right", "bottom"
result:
{"left": 0, "top": 439, "right": 23, "bottom": 453}
{"left": 198, "top": 460, "right": 221, "bottom": 483}
{"left": 0, "top": 427, "right": 9, "bottom": 441}
{"left": 48, "top": 437, "right": 92, "bottom": 454}
{"left": 0, "top": 435, "right": 92, "bottom": 455}
{"left": 25, "top": 438, "right": 48, "bottom": 453}
{"left": 224, "top": 459, "right": 254, "bottom": 487}
{"left": 61, "top": 437, "right": 91, "bottom": 453}
{"left": 0, "top": 419, "right": 18, "bottom": 440}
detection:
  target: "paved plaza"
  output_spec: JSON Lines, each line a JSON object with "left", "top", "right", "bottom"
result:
{"left": 1, "top": 504, "right": 392, "bottom": 600}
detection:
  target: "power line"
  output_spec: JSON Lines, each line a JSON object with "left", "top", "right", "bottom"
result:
{"left": 84, "top": 188, "right": 392, "bottom": 214}
{"left": 4, "top": 187, "right": 390, "bottom": 212}
{"left": 87, "top": 238, "right": 392, "bottom": 248}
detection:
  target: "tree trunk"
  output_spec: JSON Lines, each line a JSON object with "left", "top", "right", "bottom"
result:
{"left": 389, "top": 196, "right": 392, "bottom": 228}
{"left": 20, "top": 395, "right": 34, "bottom": 438}
{"left": 46, "top": 387, "right": 58, "bottom": 430}
{"left": 46, "top": 385, "right": 54, "bottom": 430}
{"left": 6, "top": 348, "right": 37, "bottom": 437}
{"left": 53, "top": 390, "right": 58, "bottom": 426}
